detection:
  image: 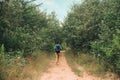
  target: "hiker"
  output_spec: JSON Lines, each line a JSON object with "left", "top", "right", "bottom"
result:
{"left": 54, "top": 41, "right": 62, "bottom": 64}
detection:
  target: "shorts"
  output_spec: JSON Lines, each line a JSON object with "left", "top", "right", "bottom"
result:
{"left": 56, "top": 51, "right": 60, "bottom": 53}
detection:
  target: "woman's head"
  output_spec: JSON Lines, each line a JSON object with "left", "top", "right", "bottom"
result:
{"left": 55, "top": 40, "right": 59, "bottom": 44}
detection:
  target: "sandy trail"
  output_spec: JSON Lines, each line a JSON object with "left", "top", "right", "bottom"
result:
{"left": 38, "top": 51, "right": 79, "bottom": 80}
{"left": 38, "top": 51, "right": 103, "bottom": 80}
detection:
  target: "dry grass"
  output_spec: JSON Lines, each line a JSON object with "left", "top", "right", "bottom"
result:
{"left": 2, "top": 51, "right": 53, "bottom": 80}
{"left": 65, "top": 50, "right": 108, "bottom": 76}
{"left": 76, "top": 53, "right": 105, "bottom": 75}
{"left": 1, "top": 56, "right": 25, "bottom": 80}
{"left": 22, "top": 51, "right": 53, "bottom": 80}
{"left": 64, "top": 50, "right": 82, "bottom": 75}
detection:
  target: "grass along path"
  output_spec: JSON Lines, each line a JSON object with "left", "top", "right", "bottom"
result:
{"left": 38, "top": 50, "right": 78, "bottom": 80}
{"left": 22, "top": 51, "right": 119, "bottom": 80}
{"left": 65, "top": 50, "right": 120, "bottom": 80}
{"left": 22, "top": 52, "right": 52, "bottom": 80}
{"left": 38, "top": 51, "right": 102, "bottom": 80}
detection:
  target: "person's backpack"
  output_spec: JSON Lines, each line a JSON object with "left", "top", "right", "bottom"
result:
{"left": 55, "top": 44, "right": 61, "bottom": 51}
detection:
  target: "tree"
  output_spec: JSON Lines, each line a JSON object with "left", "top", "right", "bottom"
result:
{"left": 63, "top": 0, "right": 120, "bottom": 74}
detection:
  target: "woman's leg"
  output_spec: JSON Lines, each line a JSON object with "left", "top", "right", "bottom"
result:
{"left": 55, "top": 53, "right": 59, "bottom": 64}
{"left": 57, "top": 53, "right": 60, "bottom": 63}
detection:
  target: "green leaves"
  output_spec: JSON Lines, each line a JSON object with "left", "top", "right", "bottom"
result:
{"left": 63, "top": 0, "right": 120, "bottom": 74}
{"left": 0, "top": 0, "right": 62, "bottom": 54}
{"left": 0, "top": 44, "right": 4, "bottom": 61}
{"left": 63, "top": 0, "right": 101, "bottom": 52}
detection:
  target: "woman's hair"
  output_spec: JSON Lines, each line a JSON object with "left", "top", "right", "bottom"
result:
{"left": 55, "top": 41, "right": 59, "bottom": 44}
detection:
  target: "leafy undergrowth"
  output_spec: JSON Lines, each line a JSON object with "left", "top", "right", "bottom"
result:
{"left": 0, "top": 54, "right": 26, "bottom": 80}
{"left": 0, "top": 51, "right": 53, "bottom": 80}
{"left": 65, "top": 49, "right": 120, "bottom": 79}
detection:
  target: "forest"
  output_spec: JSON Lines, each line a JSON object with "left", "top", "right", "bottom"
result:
{"left": 0, "top": 0, "right": 120, "bottom": 79}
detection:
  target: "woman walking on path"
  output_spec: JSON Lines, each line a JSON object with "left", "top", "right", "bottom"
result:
{"left": 54, "top": 41, "right": 62, "bottom": 64}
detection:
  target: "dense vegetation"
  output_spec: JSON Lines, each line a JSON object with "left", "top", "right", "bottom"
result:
{"left": 63, "top": 0, "right": 120, "bottom": 74}
{"left": 0, "top": 0, "right": 62, "bottom": 53}
{"left": 0, "top": 0, "right": 120, "bottom": 79}
{"left": 0, "top": 0, "right": 61, "bottom": 79}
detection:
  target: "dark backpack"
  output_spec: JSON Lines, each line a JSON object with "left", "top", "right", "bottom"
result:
{"left": 55, "top": 44, "right": 61, "bottom": 51}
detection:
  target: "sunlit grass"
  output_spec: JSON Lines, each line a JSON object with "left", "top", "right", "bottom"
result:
{"left": 22, "top": 51, "right": 53, "bottom": 80}
{"left": 65, "top": 49, "right": 104, "bottom": 76}
{"left": 64, "top": 50, "right": 82, "bottom": 75}
{"left": 1, "top": 51, "right": 53, "bottom": 80}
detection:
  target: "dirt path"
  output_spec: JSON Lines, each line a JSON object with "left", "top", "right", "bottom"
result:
{"left": 38, "top": 51, "right": 79, "bottom": 80}
{"left": 37, "top": 51, "right": 103, "bottom": 80}
{"left": 35, "top": 50, "right": 120, "bottom": 80}
{"left": 23, "top": 51, "right": 119, "bottom": 80}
